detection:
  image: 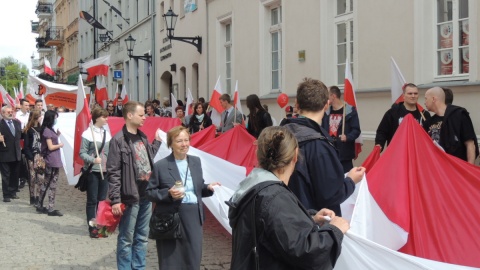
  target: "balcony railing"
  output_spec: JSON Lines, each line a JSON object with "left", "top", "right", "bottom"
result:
{"left": 45, "top": 26, "right": 64, "bottom": 46}
{"left": 31, "top": 21, "right": 39, "bottom": 33}
{"left": 36, "top": 37, "right": 51, "bottom": 52}
{"left": 36, "top": 2, "right": 53, "bottom": 18}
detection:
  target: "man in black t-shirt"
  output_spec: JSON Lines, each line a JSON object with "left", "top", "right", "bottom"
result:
{"left": 321, "top": 86, "right": 361, "bottom": 172}
{"left": 423, "top": 87, "right": 478, "bottom": 164}
{"left": 375, "top": 83, "right": 430, "bottom": 151}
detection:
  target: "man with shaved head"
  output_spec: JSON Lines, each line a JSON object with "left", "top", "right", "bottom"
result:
{"left": 423, "top": 87, "right": 478, "bottom": 164}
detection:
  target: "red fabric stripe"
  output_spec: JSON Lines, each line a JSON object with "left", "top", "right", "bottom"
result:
{"left": 343, "top": 78, "right": 357, "bottom": 107}
{"left": 73, "top": 97, "right": 91, "bottom": 175}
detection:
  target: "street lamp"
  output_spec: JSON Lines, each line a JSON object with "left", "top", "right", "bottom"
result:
{"left": 77, "top": 59, "right": 89, "bottom": 75}
{"left": 124, "top": 34, "right": 152, "bottom": 64}
{"left": 163, "top": 8, "right": 202, "bottom": 53}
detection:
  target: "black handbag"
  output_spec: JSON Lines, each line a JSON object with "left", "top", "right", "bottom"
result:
{"left": 149, "top": 162, "right": 189, "bottom": 240}
{"left": 75, "top": 130, "right": 106, "bottom": 192}
{"left": 148, "top": 209, "right": 182, "bottom": 240}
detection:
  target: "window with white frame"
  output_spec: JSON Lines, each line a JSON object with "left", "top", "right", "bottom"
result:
{"left": 270, "top": 6, "right": 282, "bottom": 91}
{"left": 225, "top": 23, "right": 232, "bottom": 94}
{"left": 436, "top": 0, "right": 469, "bottom": 76}
{"left": 335, "top": 0, "right": 353, "bottom": 85}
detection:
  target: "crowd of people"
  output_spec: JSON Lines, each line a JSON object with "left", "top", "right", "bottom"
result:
{"left": 0, "top": 78, "right": 478, "bottom": 269}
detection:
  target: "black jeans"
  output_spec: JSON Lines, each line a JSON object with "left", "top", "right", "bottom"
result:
{"left": 86, "top": 171, "right": 108, "bottom": 226}
{"left": 0, "top": 161, "right": 20, "bottom": 199}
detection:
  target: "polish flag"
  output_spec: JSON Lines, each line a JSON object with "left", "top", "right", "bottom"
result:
{"left": 113, "top": 83, "right": 119, "bottom": 106}
{"left": 0, "top": 84, "right": 6, "bottom": 105}
{"left": 209, "top": 76, "right": 224, "bottom": 127}
{"left": 57, "top": 56, "right": 64, "bottom": 67}
{"left": 233, "top": 81, "right": 243, "bottom": 115}
{"left": 19, "top": 81, "right": 24, "bottom": 99}
{"left": 95, "top": 76, "right": 109, "bottom": 108}
{"left": 348, "top": 114, "right": 480, "bottom": 268}
{"left": 120, "top": 84, "right": 129, "bottom": 104}
{"left": 185, "top": 88, "right": 194, "bottom": 117}
{"left": 83, "top": 55, "right": 110, "bottom": 81}
{"left": 73, "top": 75, "right": 92, "bottom": 176}
{"left": 391, "top": 57, "right": 425, "bottom": 112}
{"left": 170, "top": 93, "right": 179, "bottom": 118}
{"left": 6, "top": 92, "right": 16, "bottom": 108}
{"left": 14, "top": 87, "right": 20, "bottom": 105}
{"left": 344, "top": 59, "right": 362, "bottom": 158}
{"left": 44, "top": 57, "right": 55, "bottom": 76}
{"left": 232, "top": 81, "right": 245, "bottom": 126}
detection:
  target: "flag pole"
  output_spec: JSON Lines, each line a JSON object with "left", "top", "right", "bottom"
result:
{"left": 89, "top": 122, "right": 104, "bottom": 179}
{"left": 342, "top": 101, "right": 346, "bottom": 136}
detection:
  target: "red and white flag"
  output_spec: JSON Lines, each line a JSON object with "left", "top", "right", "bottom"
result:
{"left": 120, "top": 83, "right": 129, "bottom": 104}
{"left": 14, "top": 87, "right": 20, "bottom": 105}
{"left": 6, "top": 92, "right": 16, "bottom": 109}
{"left": 44, "top": 57, "right": 55, "bottom": 76}
{"left": 344, "top": 59, "right": 362, "bottom": 158}
{"left": 73, "top": 75, "right": 92, "bottom": 176}
{"left": 391, "top": 57, "right": 425, "bottom": 112}
{"left": 233, "top": 81, "right": 243, "bottom": 115}
{"left": 18, "top": 81, "right": 24, "bottom": 99}
{"left": 57, "top": 56, "right": 64, "bottom": 67}
{"left": 233, "top": 81, "right": 245, "bottom": 126}
{"left": 209, "top": 76, "right": 224, "bottom": 127}
{"left": 170, "top": 93, "right": 179, "bottom": 118}
{"left": 83, "top": 55, "right": 110, "bottom": 80}
{"left": 95, "top": 76, "right": 109, "bottom": 108}
{"left": 185, "top": 88, "right": 194, "bottom": 117}
{"left": 0, "top": 84, "right": 7, "bottom": 105}
{"left": 113, "top": 83, "right": 119, "bottom": 106}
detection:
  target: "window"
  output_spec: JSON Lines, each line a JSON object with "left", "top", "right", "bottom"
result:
{"left": 436, "top": 0, "right": 469, "bottom": 76}
{"left": 335, "top": 0, "right": 353, "bottom": 85}
{"left": 270, "top": 6, "right": 282, "bottom": 91}
{"left": 225, "top": 23, "right": 232, "bottom": 94}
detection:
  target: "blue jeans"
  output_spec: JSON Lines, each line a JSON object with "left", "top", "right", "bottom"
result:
{"left": 117, "top": 198, "right": 152, "bottom": 270}
{"left": 86, "top": 172, "right": 108, "bottom": 227}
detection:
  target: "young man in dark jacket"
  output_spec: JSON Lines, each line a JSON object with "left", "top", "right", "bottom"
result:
{"left": 281, "top": 78, "right": 365, "bottom": 216}
{"left": 107, "top": 101, "right": 162, "bottom": 269}
{"left": 423, "top": 87, "right": 479, "bottom": 164}
{"left": 322, "top": 86, "right": 361, "bottom": 173}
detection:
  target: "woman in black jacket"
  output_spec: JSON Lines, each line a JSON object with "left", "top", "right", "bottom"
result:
{"left": 23, "top": 110, "right": 43, "bottom": 206}
{"left": 227, "top": 126, "right": 349, "bottom": 270}
{"left": 246, "top": 94, "right": 273, "bottom": 138}
{"left": 188, "top": 102, "right": 212, "bottom": 134}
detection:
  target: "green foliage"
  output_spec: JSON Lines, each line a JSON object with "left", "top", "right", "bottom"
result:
{"left": 0, "top": 57, "right": 29, "bottom": 95}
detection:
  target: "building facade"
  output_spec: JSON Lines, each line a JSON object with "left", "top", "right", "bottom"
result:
{"left": 32, "top": 0, "right": 479, "bottom": 161}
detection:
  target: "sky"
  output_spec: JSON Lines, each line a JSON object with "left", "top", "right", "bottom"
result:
{"left": 0, "top": 0, "right": 39, "bottom": 73}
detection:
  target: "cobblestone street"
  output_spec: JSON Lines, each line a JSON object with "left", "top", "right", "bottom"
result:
{"left": 0, "top": 170, "right": 232, "bottom": 270}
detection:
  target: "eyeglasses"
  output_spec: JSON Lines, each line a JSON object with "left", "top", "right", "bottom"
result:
{"left": 108, "top": 106, "right": 114, "bottom": 108}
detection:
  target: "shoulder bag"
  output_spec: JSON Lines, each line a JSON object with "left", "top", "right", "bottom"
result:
{"left": 149, "top": 162, "right": 189, "bottom": 240}
{"left": 75, "top": 130, "right": 106, "bottom": 192}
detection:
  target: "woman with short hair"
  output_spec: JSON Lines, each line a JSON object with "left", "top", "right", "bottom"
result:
{"left": 146, "top": 126, "right": 220, "bottom": 269}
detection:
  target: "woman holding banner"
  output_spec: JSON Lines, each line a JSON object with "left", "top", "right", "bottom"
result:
{"left": 79, "top": 107, "right": 111, "bottom": 238}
